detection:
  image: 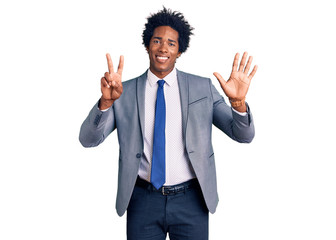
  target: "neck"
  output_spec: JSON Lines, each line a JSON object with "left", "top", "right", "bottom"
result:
{"left": 149, "top": 67, "right": 175, "bottom": 79}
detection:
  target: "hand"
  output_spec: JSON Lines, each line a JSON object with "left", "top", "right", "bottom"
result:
{"left": 99, "top": 53, "right": 124, "bottom": 110}
{"left": 213, "top": 52, "right": 257, "bottom": 101}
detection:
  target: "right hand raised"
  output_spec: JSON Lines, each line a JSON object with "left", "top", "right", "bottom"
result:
{"left": 99, "top": 53, "right": 124, "bottom": 110}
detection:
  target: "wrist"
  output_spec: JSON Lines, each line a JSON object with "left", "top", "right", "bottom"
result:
{"left": 229, "top": 98, "right": 246, "bottom": 113}
{"left": 99, "top": 96, "right": 114, "bottom": 110}
{"left": 229, "top": 98, "right": 245, "bottom": 107}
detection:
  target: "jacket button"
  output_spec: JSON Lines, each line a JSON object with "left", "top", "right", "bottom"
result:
{"left": 136, "top": 153, "right": 141, "bottom": 158}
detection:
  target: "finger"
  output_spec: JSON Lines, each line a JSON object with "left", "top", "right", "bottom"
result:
{"left": 111, "top": 80, "right": 118, "bottom": 87}
{"left": 248, "top": 65, "right": 258, "bottom": 80}
{"left": 106, "top": 53, "right": 114, "bottom": 74}
{"left": 213, "top": 72, "right": 227, "bottom": 88}
{"left": 112, "top": 78, "right": 123, "bottom": 89}
{"left": 117, "top": 55, "right": 124, "bottom": 75}
{"left": 114, "top": 82, "right": 123, "bottom": 94}
{"left": 244, "top": 56, "right": 253, "bottom": 74}
{"left": 104, "top": 72, "right": 112, "bottom": 82}
{"left": 101, "top": 77, "right": 110, "bottom": 89}
{"left": 232, "top": 53, "right": 240, "bottom": 72}
{"left": 238, "top": 52, "right": 248, "bottom": 72}
{"left": 110, "top": 80, "right": 123, "bottom": 96}
{"left": 104, "top": 71, "right": 121, "bottom": 88}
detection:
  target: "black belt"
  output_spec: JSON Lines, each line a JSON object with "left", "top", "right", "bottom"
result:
{"left": 135, "top": 176, "right": 199, "bottom": 195}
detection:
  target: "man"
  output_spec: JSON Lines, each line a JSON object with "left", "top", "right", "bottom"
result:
{"left": 79, "top": 7, "right": 257, "bottom": 240}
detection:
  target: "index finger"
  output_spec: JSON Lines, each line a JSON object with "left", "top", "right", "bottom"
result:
{"left": 248, "top": 65, "right": 258, "bottom": 80}
{"left": 106, "top": 53, "right": 114, "bottom": 74}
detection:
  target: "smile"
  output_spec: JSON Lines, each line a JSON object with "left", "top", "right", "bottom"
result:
{"left": 156, "top": 56, "right": 169, "bottom": 62}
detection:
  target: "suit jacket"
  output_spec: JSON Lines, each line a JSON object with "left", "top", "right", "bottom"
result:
{"left": 79, "top": 69, "right": 255, "bottom": 216}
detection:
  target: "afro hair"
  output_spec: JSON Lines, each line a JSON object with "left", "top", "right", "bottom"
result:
{"left": 142, "top": 7, "right": 194, "bottom": 54}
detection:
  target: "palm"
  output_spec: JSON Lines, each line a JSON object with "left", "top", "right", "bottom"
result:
{"left": 214, "top": 52, "right": 257, "bottom": 100}
{"left": 224, "top": 70, "right": 250, "bottom": 100}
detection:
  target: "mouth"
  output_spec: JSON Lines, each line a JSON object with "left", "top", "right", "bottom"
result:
{"left": 156, "top": 55, "right": 169, "bottom": 63}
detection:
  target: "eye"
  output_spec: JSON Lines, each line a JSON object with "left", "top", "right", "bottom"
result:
{"left": 153, "top": 39, "right": 160, "bottom": 44}
{"left": 168, "top": 43, "right": 175, "bottom": 47}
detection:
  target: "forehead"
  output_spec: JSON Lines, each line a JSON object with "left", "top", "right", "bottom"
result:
{"left": 152, "top": 26, "right": 179, "bottom": 41}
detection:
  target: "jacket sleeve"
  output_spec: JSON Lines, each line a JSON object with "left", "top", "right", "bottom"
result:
{"left": 79, "top": 100, "right": 116, "bottom": 148}
{"left": 210, "top": 82, "right": 255, "bottom": 143}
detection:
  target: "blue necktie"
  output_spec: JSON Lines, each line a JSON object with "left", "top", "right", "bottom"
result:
{"left": 151, "top": 80, "right": 166, "bottom": 189}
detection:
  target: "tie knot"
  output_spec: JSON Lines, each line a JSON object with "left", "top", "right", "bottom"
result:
{"left": 157, "top": 80, "right": 165, "bottom": 88}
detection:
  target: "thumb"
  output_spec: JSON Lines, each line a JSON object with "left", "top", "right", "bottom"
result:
{"left": 213, "top": 72, "right": 227, "bottom": 88}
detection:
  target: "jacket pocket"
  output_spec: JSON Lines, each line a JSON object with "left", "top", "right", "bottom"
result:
{"left": 208, "top": 152, "right": 215, "bottom": 166}
{"left": 189, "top": 96, "right": 208, "bottom": 106}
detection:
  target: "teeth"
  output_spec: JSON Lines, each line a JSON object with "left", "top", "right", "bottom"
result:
{"left": 157, "top": 56, "right": 168, "bottom": 60}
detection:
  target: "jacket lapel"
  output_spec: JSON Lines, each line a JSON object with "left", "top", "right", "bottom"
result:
{"left": 136, "top": 71, "right": 148, "bottom": 138}
{"left": 177, "top": 69, "right": 189, "bottom": 140}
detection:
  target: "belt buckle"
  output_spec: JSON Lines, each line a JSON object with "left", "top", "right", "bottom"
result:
{"left": 162, "top": 186, "right": 167, "bottom": 195}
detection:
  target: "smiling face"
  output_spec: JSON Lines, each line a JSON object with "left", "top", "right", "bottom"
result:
{"left": 147, "top": 26, "right": 182, "bottom": 79}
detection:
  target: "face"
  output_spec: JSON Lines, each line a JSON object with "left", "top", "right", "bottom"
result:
{"left": 147, "top": 26, "right": 182, "bottom": 79}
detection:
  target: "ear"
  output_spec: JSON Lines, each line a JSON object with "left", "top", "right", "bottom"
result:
{"left": 146, "top": 47, "right": 149, "bottom": 53}
{"left": 177, "top": 52, "right": 182, "bottom": 58}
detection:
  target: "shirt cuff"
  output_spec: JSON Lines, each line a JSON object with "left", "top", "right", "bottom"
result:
{"left": 232, "top": 107, "right": 247, "bottom": 116}
{"left": 99, "top": 107, "right": 110, "bottom": 112}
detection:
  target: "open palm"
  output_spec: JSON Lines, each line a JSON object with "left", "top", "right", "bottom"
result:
{"left": 214, "top": 52, "right": 257, "bottom": 101}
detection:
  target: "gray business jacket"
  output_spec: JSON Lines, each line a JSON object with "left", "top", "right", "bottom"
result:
{"left": 79, "top": 69, "right": 255, "bottom": 216}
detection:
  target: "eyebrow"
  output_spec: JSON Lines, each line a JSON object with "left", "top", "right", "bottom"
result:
{"left": 153, "top": 37, "right": 177, "bottom": 43}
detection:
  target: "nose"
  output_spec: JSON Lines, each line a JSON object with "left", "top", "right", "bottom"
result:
{"left": 158, "top": 41, "right": 168, "bottom": 53}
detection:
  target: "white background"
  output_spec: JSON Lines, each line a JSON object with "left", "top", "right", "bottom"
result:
{"left": 1, "top": 0, "right": 335, "bottom": 239}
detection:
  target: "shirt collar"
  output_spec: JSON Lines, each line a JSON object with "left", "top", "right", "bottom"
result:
{"left": 147, "top": 68, "right": 177, "bottom": 87}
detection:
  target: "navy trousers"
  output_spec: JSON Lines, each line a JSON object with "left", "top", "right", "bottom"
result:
{"left": 127, "top": 178, "right": 209, "bottom": 240}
